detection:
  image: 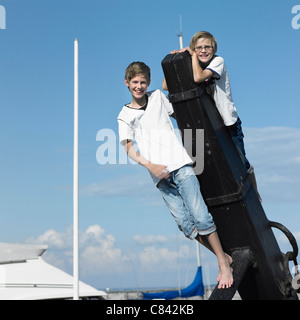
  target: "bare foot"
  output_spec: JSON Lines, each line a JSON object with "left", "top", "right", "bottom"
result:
{"left": 217, "top": 253, "right": 233, "bottom": 280}
{"left": 217, "top": 254, "right": 233, "bottom": 289}
{"left": 217, "top": 265, "right": 234, "bottom": 289}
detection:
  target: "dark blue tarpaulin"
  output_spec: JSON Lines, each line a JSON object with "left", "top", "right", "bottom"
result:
{"left": 142, "top": 266, "right": 204, "bottom": 300}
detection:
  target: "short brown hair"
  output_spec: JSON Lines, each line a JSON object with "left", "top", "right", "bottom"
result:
{"left": 189, "top": 31, "right": 217, "bottom": 54}
{"left": 125, "top": 62, "right": 151, "bottom": 84}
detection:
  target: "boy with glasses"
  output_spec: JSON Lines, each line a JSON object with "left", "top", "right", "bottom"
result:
{"left": 163, "top": 31, "right": 261, "bottom": 201}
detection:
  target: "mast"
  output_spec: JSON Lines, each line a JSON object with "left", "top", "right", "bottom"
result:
{"left": 178, "top": 15, "right": 183, "bottom": 50}
{"left": 178, "top": 16, "right": 202, "bottom": 268}
{"left": 73, "top": 37, "right": 79, "bottom": 300}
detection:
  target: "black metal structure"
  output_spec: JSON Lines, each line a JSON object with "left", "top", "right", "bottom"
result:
{"left": 161, "top": 51, "right": 299, "bottom": 300}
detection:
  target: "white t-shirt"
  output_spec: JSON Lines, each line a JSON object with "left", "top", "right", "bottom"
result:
{"left": 206, "top": 56, "right": 238, "bottom": 126}
{"left": 117, "top": 89, "right": 192, "bottom": 184}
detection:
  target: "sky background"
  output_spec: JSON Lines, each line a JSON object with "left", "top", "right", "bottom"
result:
{"left": 0, "top": 0, "right": 299, "bottom": 292}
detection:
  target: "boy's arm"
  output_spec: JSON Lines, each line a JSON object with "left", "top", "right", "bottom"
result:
{"left": 191, "top": 52, "right": 214, "bottom": 83}
{"left": 124, "top": 140, "right": 170, "bottom": 180}
{"left": 169, "top": 47, "right": 214, "bottom": 83}
{"left": 162, "top": 77, "right": 168, "bottom": 91}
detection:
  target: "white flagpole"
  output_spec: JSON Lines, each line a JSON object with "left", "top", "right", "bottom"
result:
{"left": 178, "top": 17, "right": 202, "bottom": 269}
{"left": 73, "top": 37, "right": 79, "bottom": 300}
{"left": 178, "top": 15, "right": 183, "bottom": 50}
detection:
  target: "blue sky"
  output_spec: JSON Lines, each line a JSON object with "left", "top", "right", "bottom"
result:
{"left": 0, "top": 0, "right": 299, "bottom": 291}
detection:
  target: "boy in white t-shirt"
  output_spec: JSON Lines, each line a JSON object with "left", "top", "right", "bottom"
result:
{"left": 163, "top": 31, "right": 261, "bottom": 201}
{"left": 118, "top": 61, "right": 233, "bottom": 289}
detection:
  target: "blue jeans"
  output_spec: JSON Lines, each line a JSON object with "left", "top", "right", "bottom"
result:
{"left": 157, "top": 165, "right": 216, "bottom": 239}
{"left": 226, "top": 118, "right": 251, "bottom": 171}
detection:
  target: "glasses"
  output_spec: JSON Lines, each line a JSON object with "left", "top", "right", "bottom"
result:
{"left": 194, "top": 45, "right": 213, "bottom": 52}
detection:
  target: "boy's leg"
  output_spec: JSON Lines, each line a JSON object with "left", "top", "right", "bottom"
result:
{"left": 174, "top": 165, "right": 216, "bottom": 235}
{"left": 196, "top": 231, "right": 233, "bottom": 289}
{"left": 196, "top": 234, "right": 232, "bottom": 262}
{"left": 173, "top": 166, "right": 233, "bottom": 288}
{"left": 157, "top": 174, "right": 199, "bottom": 239}
{"left": 205, "top": 231, "right": 233, "bottom": 289}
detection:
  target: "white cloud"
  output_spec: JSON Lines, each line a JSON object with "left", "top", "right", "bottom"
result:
{"left": 277, "top": 230, "right": 300, "bottom": 244}
{"left": 26, "top": 225, "right": 130, "bottom": 276}
{"left": 25, "top": 225, "right": 195, "bottom": 281}
{"left": 26, "top": 227, "right": 72, "bottom": 250}
{"left": 244, "top": 127, "right": 300, "bottom": 167}
{"left": 293, "top": 231, "right": 300, "bottom": 242}
{"left": 24, "top": 226, "right": 240, "bottom": 289}
{"left": 139, "top": 245, "right": 192, "bottom": 272}
{"left": 244, "top": 127, "right": 300, "bottom": 202}
{"left": 133, "top": 235, "right": 168, "bottom": 246}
